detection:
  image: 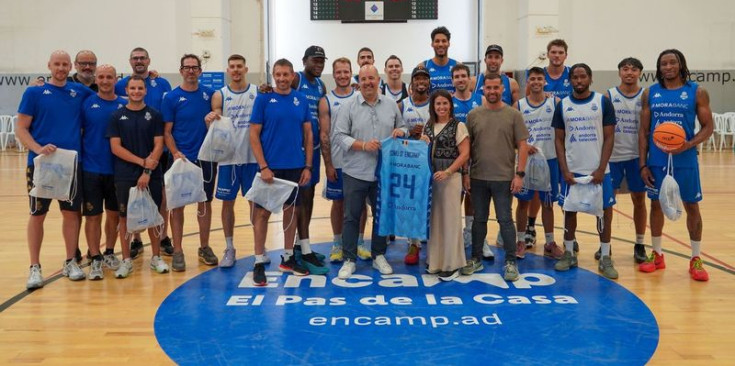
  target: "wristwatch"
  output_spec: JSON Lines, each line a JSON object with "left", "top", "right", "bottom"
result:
{"left": 515, "top": 171, "right": 525, "bottom": 178}
{"left": 143, "top": 168, "right": 152, "bottom": 175}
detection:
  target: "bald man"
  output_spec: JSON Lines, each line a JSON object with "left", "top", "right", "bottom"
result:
{"left": 16, "top": 50, "right": 95, "bottom": 289}
{"left": 334, "top": 65, "right": 407, "bottom": 279}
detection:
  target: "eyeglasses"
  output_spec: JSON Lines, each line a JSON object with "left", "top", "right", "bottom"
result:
{"left": 130, "top": 56, "right": 148, "bottom": 61}
{"left": 180, "top": 66, "right": 201, "bottom": 72}
{"left": 76, "top": 62, "right": 97, "bottom": 67}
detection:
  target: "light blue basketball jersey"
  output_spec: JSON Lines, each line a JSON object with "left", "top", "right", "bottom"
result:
{"left": 375, "top": 137, "right": 432, "bottom": 239}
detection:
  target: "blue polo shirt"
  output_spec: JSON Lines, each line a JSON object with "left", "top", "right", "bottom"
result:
{"left": 249, "top": 91, "right": 310, "bottom": 169}
{"left": 161, "top": 86, "right": 215, "bottom": 161}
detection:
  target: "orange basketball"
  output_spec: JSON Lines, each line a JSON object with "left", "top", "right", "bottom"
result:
{"left": 653, "top": 122, "right": 686, "bottom": 151}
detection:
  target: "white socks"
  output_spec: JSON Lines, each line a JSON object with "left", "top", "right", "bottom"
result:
{"left": 691, "top": 240, "right": 701, "bottom": 257}
{"left": 635, "top": 234, "right": 645, "bottom": 245}
{"left": 298, "top": 239, "right": 312, "bottom": 254}
{"left": 600, "top": 242, "right": 611, "bottom": 257}
{"left": 225, "top": 236, "right": 234, "bottom": 250}
{"left": 564, "top": 240, "right": 575, "bottom": 253}
{"left": 517, "top": 232, "right": 525, "bottom": 242}
{"left": 255, "top": 254, "right": 266, "bottom": 264}
{"left": 651, "top": 236, "right": 662, "bottom": 254}
{"left": 545, "top": 232, "right": 554, "bottom": 244}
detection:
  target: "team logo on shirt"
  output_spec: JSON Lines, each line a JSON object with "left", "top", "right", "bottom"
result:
{"left": 528, "top": 135, "right": 535, "bottom": 143}
{"left": 523, "top": 109, "right": 531, "bottom": 115}
{"left": 42, "top": 89, "right": 52, "bottom": 95}
{"left": 293, "top": 97, "right": 300, "bottom": 106}
{"left": 225, "top": 96, "right": 233, "bottom": 101}
{"left": 407, "top": 107, "right": 414, "bottom": 112}
{"left": 269, "top": 98, "right": 277, "bottom": 103}
{"left": 566, "top": 106, "right": 574, "bottom": 112}
{"left": 179, "top": 97, "right": 187, "bottom": 102}
{"left": 151, "top": 79, "right": 158, "bottom": 88}
{"left": 145, "top": 111, "right": 152, "bottom": 121}
{"left": 636, "top": 100, "right": 642, "bottom": 107}
{"left": 117, "top": 104, "right": 124, "bottom": 109}
{"left": 301, "top": 84, "right": 310, "bottom": 90}
{"left": 680, "top": 91, "right": 688, "bottom": 100}
{"left": 546, "top": 106, "right": 553, "bottom": 114}
{"left": 203, "top": 92, "right": 210, "bottom": 101}
{"left": 563, "top": 79, "right": 570, "bottom": 87}
{"left": 591, "top": 103, "right": 598, "bottom": 112}
{"left": 334, "top": 102, "right": 341, "bottom": 107}
{"left": 653, "top": 93, "right": 662, "bottom": 98}
{"left": 119, "top": 115, "right": 129, "bottom": 120}
{"left": 249, "top": 94, "right": 255, "bottom": 100}
{"left": 429, "top": 68, "right": 436, "bottom": 72}
{"left": 613, "top": 97, "right": 622, "bottom": 103}
{"left": 69, "top": 89, "right": 77, "bottom": 98}
{"left": 569, "top": 134, "right": 577, "bottom": 143}
{"left": 91, "top": 104, "right": 101, "bottom": 109}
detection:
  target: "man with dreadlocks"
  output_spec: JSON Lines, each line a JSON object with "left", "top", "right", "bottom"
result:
{"left": 638, "top": 49, "right": 714, "bottom": 281}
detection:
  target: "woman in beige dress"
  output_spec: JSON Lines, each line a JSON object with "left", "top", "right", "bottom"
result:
{"left": 421, "top": 89, "right": 470, "bottom": 281}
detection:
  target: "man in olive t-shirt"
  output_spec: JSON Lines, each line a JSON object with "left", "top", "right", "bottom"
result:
{"left": 462, "top": 74, "right": 529, "bottom": 282}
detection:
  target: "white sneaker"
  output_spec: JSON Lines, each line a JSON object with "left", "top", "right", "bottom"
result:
{"left": 372, "top": 254, "right": 393, "bottom": 275}
{"left": 63, "top": 259, "right": 86, "bottom": 281}
{"left": 103, "top": 252, "right": 121, "bottom": 270}
{"left": 483, "top": 242, "right": 495, "bottom": 259}
{"left": 27, "top": 264, "right": 43, "bottom": 289}
{"left": 262, "top": 253, "right": 271, "bottom": 264}
{"left": 115, "top": 259, "right": 134, "bottom": 278}
{"left": 150, "top": 255, "right": 170, "bottom": 274}
{"left": 338, "top": 260, "right": 356, "bottom": 279}
{"left": 463, "top": 228, "right": 472, "bottom": 248}
{"left": 87, "top": 258, "right": 104, "bottom": 280}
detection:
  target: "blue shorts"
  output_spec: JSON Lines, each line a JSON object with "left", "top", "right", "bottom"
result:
{"left": 646, "top": 165, "right": 702, "bottom": 203}
{"left": 610, "top": 158, "right": 646, "bottom": 193}
{"left": 559, "top": 172, "right": 616, "bottom": 209}
{"left": 215, "top": 163, "right": 259, "bottom": 201}
{"left": 325, "top": 168, "right": 344, "bottom": 200}
{"left": 515, "top": 158, "right": 559, "bottom": 204}
{"left": 308, "top": 148, "right": 321, "bottom": 187}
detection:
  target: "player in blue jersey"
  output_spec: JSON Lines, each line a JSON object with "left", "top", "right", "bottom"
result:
{"left": 16, "top": 50, "right": 94, "bottom": 289}
{"left": 204, "top": 54, "right": 260, "bottom": 268}
{"left": 544, "top": 39, "right": 572, "bottom": 99}
{"left": 472, "top": 45, "right": 520, "bottom": 106}
{"left": 108, "top": 75, "right": 169, "bottom": 278}
{"left": 352, "top": 47, "right": 384, "bottom": 89}
{"left": 249, "top": 58, "right": 319, "bottom": 286}
{"left": 115, "top": 47, "right": 174, "bottom": 259}
{"left": 162, "top": 54, "right": 218, "bottom": 271}
{"left": 552, "top": 63, "right": 618, "bottom": 279}
{"left": 638, "top": 49, "right": 713, "bottom": 281}
{"left": 419, "top": 26, "right": 458, "bottom": 93}
{"left": 381, "top": 55, "right": 408, "bottom": 102}
{"left": 81, "top": 64, "right": 126, "bottom": 279}
{"left": 514, "top": 67, "right": 563, "bottom": 260}
{"left": 601, "top": 57, "right": 648, "bottom": 263}
{"left": 292, "top": 46, "right": 328, "bottom": 263}
{"left": 317, "top": 57, "right": 368, "bottom": 263}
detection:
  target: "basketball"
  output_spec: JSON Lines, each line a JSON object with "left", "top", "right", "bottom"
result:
{"left": 653, "top": 122, "right": 686, "bottom": 151}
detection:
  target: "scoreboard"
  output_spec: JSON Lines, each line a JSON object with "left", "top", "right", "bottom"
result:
{"left": 311, "top": 0, "right": 438, "bottom": 22}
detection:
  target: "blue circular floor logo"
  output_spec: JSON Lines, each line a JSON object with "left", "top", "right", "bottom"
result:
{"left": 155, "top": 243, "right": 659, "bottom": 365}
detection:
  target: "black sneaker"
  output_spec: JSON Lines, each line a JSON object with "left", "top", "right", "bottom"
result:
{"left": 438, "top": 269, "right": 459, "bottom": 281}
{"left": 524, "top": 227, "right": 537, "bottom": 248}
{"left": 253, "top": 263, "right": 267, "bottom": 286}
{"left": 130, "top": 239, "right": 144, "bottom": 259}
{"left": 634, "top": 244, "right": 647, "bottom": 263}
{"left": 573, "top": 240, "right": 580, "bottom": 254}
{"left": 160, "top": 237, "right": 174, "bottom": 257}
{"left": 300, "top": 252, "right": 329, "bottom": 275}
{"left": 279, "top": 255, "right": 309, "bottom": 276}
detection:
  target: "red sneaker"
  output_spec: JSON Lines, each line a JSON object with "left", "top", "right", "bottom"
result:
{"left": 543, "top": 241, "right": 564, "bottom": 260}
{"left": 639, "top": 251, "right": 666, "bottom": 273}
{"left": 516, "top": 241, "right": 526, "bottom": 259}
{"left": 404, "top": 244, "right": 419, "bottom": 265}
{"left": 689, "top": 256, "right": 710, "bottom": 281}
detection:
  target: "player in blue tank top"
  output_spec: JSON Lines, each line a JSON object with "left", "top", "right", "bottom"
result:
{"left": 544, "top": 39, "right": 572, "bottom": 99}
{"left": 473, "top": 45, "right": 520, "bottom": 106}
{"left": 16, "top": 50, "right": 95, "bottom": 289}
{"left": 293, "top": 46, "right": 328, "bottom": 263}
{"left": 81, "top": 65, "right": 127, "bottom": 278}
{"left": 162, "top": 54, "right": 218, "bottom": 271}
{"left": 638, "top": 49, "right": 714, "bottom": 281}
{"left": 115, "top": 47, "right": 172, "bottom": 112}
{"left": 451, "top": 64, "right": 483, "bottom": 123}
{"left": 420, "top": 26, "right": 458, "bottom": 93}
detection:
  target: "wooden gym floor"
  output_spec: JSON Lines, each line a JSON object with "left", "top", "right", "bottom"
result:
{"left": 0, "top": 149, "right": 734, "bottom": 365}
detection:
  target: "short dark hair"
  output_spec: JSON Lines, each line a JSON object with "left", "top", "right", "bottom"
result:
{"left": 228, "top": 54, "right": 246, "bottom": 64}
{"left": 385, "top": 55, "right": 402, "bottom": 67}
{"left": 180, "top": 53, "right": 201, "bottom": 68}
{"left": 273, "top": 58, "right": 293, "bottom": 71}
{"left": 655, "top": 49, "right": 690, "bottom": 83}
{"left": 483, "top": 73, "right": 502, "bottom": 84}
{"left": 617, "top": 57, "right": 642, "bottom": 71}
{"left": 451, "top": 63, "right": 470, "bottom": 78}
{"left": 130, "top": 47, "right": 149, "bottom": 59}
{"left": 431, "top": 26, "right": 451, "bottom": 41}
{"left": 546, "top": 39, "right": 568, "bottom": 53}
{"left": 527, "top": 66, "right": 545, "bottom": 77}
{"left": 125, "top": 75, "right": 146, "bottom": 88}
{"left": 570, "top": 63, "right": 592, "bottom": 77}
{"left": 357, "top": 47, "right": 373, "bottom": 57}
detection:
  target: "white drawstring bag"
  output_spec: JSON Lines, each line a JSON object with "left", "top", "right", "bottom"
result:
{"left": 245, "top": 173, "right": 299, "bottom": 214}
{"left": 29, "top": 148, "right": 78, "bottom": 201}
{"left": 659, "top": 154, "right": 683, "bottom": 221}
{"left": 198, "top": 116, "right": 236, "bottom": 162}
{"left": 563, "top": 175, "right": 603, "bottom": 217}
{"left": 126, "top": 187, "right": 164, "bottom": 234}
{"left": 164, "top": 159, "right": 207, "bottom": 210}
{"left": 523, "top": 150, "right": 551, "bottom": 192}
